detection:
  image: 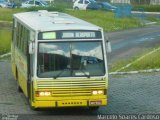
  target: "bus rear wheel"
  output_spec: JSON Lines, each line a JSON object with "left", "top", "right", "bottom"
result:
{"left": 16, "top": 68, "right": 22, "bottom": 93}
{"left": 17, "top": 85, "right": 22, "bottom": 92}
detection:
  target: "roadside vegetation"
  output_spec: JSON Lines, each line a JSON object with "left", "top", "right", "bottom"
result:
{"left": 67, "top": 10, "right": 143, "bottom": 32}
{"left": 0, "top": 7, "right": 144, "bottom": 57}
{"left": 0, "top": 8, "right": 25, "bottom": 21}
{"left": 0, "top": 8, "right": 143, "bottom": 32}
{"left": 133, "top": 5, "right": 160, "bottom": 12}
{"left": 0, "top": 29, "right": 11, "bottom": 55}
{"left": 0, "top": 6, "right": 160, "bottom": 71}
{"left": 110, "top": 47, "right": 160, "bottom": 72}
{"left": 124, "top": 48, "right": 160, "bottom": 71}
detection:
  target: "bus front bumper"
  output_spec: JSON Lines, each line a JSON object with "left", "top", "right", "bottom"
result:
{"left": 31, "top": 99, "right": 107, "bottom": 108}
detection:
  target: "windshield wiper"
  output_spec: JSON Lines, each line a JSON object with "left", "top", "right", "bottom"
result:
{"left": 53, "top": 69, "right": 68, "bottom": 79}
{"left": 53, "top": 69, "right": 90, "bottom": 79}
{"left": 80, "top": 69, "right": 91, "bottom": 78}
{"left": 78, "top": 69, "right": 90, "bottom": 78}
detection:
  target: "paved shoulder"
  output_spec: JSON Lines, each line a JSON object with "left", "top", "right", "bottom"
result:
{"left": 100, "top": 72, "right": 160, "bottom": 114}
{"left": 0, "top": 60, "right": 160, "bottom": 119}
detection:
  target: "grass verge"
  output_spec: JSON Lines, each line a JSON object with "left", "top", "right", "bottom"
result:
{"left": 0, "top": 8, "right": 143, "bottom": 32}
{"left": 67, "top": 10, "right": 143, "bottom": 32}
{"left": 0, "top": 29, "right": 11, "bottom": 55}
{"left": 133, "top": 5, "right": 160, "bottom": 12}
{"left": 0, "top": 8, "right": 143, "bottom": 55}
{"left": 0, "top": 8, "right": 25, "bottom": 21}
{"left": 110, "top": 47, "right": 160, "bottom": 72}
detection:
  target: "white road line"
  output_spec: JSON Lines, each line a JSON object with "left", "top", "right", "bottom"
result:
{"left": 150, "top": 37, "right": 155, "bottom": 40}
{"left": 0, "top": 52, "right": 11, "bottom": 59}
{"left": 109, "top": 69, "right": 160, "bottom": 75}
{"left": 115, "top": 47, "right": 160, "bottom": 72}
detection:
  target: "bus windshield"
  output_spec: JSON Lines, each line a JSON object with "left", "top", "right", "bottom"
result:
{"left": 37, "top": 41, "right": 105, "bottom": 78}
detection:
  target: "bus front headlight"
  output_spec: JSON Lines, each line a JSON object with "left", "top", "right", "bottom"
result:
{"left": 36, "top": 91, "right": 51, "bottom": 97}
{"left": 92, "top": 90, "right": 104, "bottom": 95}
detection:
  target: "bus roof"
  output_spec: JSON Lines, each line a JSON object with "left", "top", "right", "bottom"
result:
{"left": 14, "top": 10, "right": 102, "bottom": 32}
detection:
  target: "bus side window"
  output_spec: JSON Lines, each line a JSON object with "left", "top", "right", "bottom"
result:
{"left": 15, "top": 23, "right": 19, "bottom": 47}
{"left": 17, "top": 23, "right": 22, "bottom": 49}
{"left": 20, "top": 26, "right": 24, "bottom": 52}
{"left": 24, "top": 29, "right": 29, "bottom": 56}
{"left": 12, "top": 19, "right": 15, "bottom": 42}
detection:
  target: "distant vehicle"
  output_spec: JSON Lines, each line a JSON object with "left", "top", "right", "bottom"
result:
{"left": 21, "top": 0, "right": 48, "bottom": 8}
{"left": 86, "top": 1, "right": 100, "bottom": 10}
{"left": 97, "top": 2, "right": 117, "bottom": 11}
{"left": 73, "top": 0, "right": 98, "bottom": 10}
{"left": 0, "top": 0, "right": 8, "bottom": 8}
{"left": 7, "top": 1, "right": 17, "bottom": 8}
{"left": 73, "top": 0, "right": 116, "bottom": 11}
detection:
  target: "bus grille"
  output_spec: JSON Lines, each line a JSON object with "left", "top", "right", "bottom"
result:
{"left": 36, "top": 79, "right": 106, "bottom": 97}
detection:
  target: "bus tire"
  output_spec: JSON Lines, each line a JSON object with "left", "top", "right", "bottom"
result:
{"left": 16, "top": 68, "right": 22, "bottom": 93}
{"left": 28, "top": 99, "right": 39, "bottom": 111}
{"left": 89, "top": 106, "right": 99, "bottom": 111}
{"left": 17, "top": 85, "right": 22, "bottom": 93}
{"left": 29, "top": 105, "right": 39, "bottom": 111}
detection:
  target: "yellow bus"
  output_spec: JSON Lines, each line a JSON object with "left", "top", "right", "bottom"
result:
{"left": 11, "top": 10, "right": 111, "bottom": 110}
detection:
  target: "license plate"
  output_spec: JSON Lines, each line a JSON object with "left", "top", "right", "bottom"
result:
{"left": 90, "top": 100, "right": 102, "bottom": 105}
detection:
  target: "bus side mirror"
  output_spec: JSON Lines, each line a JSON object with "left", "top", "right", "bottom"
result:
{"left": 106, "top": 41, "right": 112, "bottom": 53}
{"left": 29, "top": 42, "right": 34, "bottom": 54}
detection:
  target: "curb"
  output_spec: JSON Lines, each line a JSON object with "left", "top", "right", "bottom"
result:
{"left": 0, "top": 52, "right": 11, "bottom": 59}
{"left": 0, "top": 21, "right": 12, "bottom": 24}
{"left": 109, "top": 69, "right": 160, "bottom": 75}
{"left": 132, "top": 11, "right": 160, "bottom": 15}
{"left": 145, "top": 22, "right": 157, "bottom": 25}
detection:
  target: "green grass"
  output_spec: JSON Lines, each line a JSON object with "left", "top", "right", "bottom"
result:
{"left": 122, "top": 48, "right": 160, "bottom": 71}
{"left": 0, "top": 8, "right": 25, "bottom": 21}
{"left": 109, "top": 56, "right": 139, "bottom": 72}
{"left": 0, "top": 8, "right": 160, "bottom": 70}
{"left": 133, "top": 5, "right": 160, "bottom": 12}
{"left": 110, "top": 47, "right": 160, "bottom": 72}
{"left": 0, "top": 8, "right": 143, "bottom": 32}
{"left": 54, "top": 1, "right": 73, "bottom": 9}
{"left": 0, "top": 29, "right": 11, "bottom": 55}
{"left": 67, "top": 10, "right": 143, "bottom": 32}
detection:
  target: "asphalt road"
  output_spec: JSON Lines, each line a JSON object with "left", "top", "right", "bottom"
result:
{"left": 106, "top": 25, "right": 160, "bottom": 65}
{"left": 0, "top": 60, "right": 160, "bottom": 120}
{"left": 0, "top": 26, "right": 160, "bottom": 120}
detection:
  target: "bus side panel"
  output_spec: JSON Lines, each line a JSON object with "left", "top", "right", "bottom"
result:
{"left": 11, "top": 42, "right": 17, "bottom": 81}
{"left": 15, "top": 48, "right": 28, "bottom": 97}
{"left": 11, "top": 20, "right": 17, "bottom": 81}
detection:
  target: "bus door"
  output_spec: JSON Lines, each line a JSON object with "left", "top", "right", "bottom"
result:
{"left": 27, "top": 42, "right": 34, "bottom": 100}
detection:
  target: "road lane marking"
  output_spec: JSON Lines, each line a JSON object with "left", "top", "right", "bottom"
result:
{"left": 109, "top": 69, "right": 160, "bottom": 75}
{"left": 0, "top": 52, "right": 11, "bottom": 59}
{"left": 114, "top": 47, "right": 160, "bottom": 72}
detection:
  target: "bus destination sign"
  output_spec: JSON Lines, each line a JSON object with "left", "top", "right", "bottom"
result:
{"left": 62, "top": 31, "right": 96, "bottom": 38}
{"left": 39, "top": 30, "right": 102, "bottom": 40}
